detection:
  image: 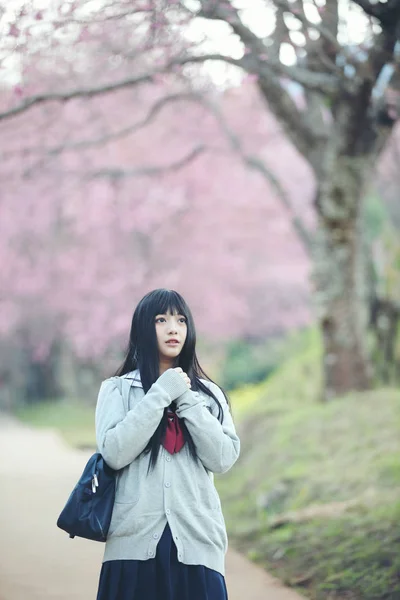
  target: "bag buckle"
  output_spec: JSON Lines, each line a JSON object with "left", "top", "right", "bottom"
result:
{"left": 92, "top": 473, "right": 99, "bottom": 494}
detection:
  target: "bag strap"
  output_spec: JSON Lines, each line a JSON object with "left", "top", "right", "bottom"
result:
{"left": 95, "top": 376, "right": 128, "bottom": 454}
{"left": 114, "top": 376, "right": 126, "bottom": 413}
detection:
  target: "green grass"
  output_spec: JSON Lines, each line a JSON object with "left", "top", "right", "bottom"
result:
{"left": 234, "top": 502, "right": 400, "bottom": 599}
{"left": 15, "top": 400, "right": 96, "bottom": 449}
{"left": 216, "top": 329, "right": 400, "bottom": 599}
{"left": 229, "top": 327, "right": 322, "bottom": 420}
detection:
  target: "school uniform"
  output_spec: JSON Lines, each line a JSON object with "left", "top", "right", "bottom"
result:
{"left": 95, "top": 368, "right": 240, "bottom": 600}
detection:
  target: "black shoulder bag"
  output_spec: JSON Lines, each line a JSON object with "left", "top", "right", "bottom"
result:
{"left": 56, "top": 377, "right": 127, "bottom": 542}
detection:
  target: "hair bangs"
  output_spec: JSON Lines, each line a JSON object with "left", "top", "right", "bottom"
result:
{"left": 154, "top": 289, "right": 189, "bottom": 320}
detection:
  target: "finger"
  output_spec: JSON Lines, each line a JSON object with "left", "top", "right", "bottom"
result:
{"left": 174, "top": 367, "right": 183, "bottom": 372}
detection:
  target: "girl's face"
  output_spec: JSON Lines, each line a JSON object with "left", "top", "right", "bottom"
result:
{"left": 155, "top": 310, "right": 188, "bottom": 366}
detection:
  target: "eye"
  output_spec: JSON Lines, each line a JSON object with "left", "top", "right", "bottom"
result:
{"left": 179, "top": 317, "right": 187, "bottom": 324}
{"left": 155, "top": 317, "right": 166, "bottom": 323}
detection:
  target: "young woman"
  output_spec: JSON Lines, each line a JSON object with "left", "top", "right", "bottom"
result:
{"left": 95, "top": 288, "right": 240, "bottom": 600}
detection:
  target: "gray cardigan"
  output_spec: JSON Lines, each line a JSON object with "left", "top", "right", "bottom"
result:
{"left": 95, "top": 368, "right": 240, "bottom": 575}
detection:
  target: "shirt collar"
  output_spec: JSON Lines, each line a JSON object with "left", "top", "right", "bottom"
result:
{"left": 122, "top": 369, "right": 142, "bottom": 388}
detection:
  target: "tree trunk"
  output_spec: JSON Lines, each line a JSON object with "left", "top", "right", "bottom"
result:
{"left": 370, "top": 297, "right": 400, "bottom": 384}
{"left": 313, "top": 155, "right": 373, "bottom": 400}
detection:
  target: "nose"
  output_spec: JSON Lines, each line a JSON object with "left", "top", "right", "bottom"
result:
{"left": 168, "top": 321, "right": 178, "bottom": 334}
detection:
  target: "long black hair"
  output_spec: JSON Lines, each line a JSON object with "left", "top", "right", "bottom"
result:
{"left": 114, "top": 288, "right": 229, "bottom": 470}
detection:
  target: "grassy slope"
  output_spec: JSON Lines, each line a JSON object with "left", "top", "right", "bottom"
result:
{"left": 15, "top": 400, "right": 96, "bottom": 449}
{"left": 218, "top": 331, "right": 400, "bottom": 599}
{"left": 15, "top": 330, "right": 400, "bottom": 599}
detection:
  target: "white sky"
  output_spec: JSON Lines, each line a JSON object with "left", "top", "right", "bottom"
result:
{"left": 0, "top": 0, "right": 372, "bottom": 87}
{"left": 183, "top": 0, "right": 371, "bottom": 85}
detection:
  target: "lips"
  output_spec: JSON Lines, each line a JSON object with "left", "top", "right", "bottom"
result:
{"left": 166, "top": 339, "right": 179, "bottom": 345}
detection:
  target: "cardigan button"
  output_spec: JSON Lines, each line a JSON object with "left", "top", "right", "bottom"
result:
{"left": 165, "top": 482, "right": 171, "bottom": 488}
{"left": 166, "top": 456, "right": 171, "bottom": 462}
{"left": 153, "top": 533, "right": 159, "bottom": 539}
{"left": 166, "top": 509, "right": 171, "bottom": 515}
{"left": 148, "top": 550, "right": 154, "bottom": 557}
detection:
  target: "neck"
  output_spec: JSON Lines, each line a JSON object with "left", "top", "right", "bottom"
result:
{"left": 159, "top": 357, "right": 174, "bottom": 376}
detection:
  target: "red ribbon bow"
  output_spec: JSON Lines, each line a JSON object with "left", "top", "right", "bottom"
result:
{"left": 162, "top": 409, "right": 185, "bottom": 454}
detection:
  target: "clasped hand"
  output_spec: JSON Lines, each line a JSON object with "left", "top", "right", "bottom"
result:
{"left": 173, "top": 367, "right": 191, "bottom": 389}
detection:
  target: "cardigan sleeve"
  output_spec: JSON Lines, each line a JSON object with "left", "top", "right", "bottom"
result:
{"left": 175, "top": 382, "right": 240, "bottom": 474}
{"left": 95, "top": 369, "right": 189, "bottom": 470}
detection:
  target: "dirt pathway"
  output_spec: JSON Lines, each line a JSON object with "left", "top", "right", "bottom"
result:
{"left": 0, "top": 417, "right": 304, "bottom": 600}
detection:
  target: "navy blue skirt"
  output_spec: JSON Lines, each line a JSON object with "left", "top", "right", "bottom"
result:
{"left": 96, "top": 522, "right": 228, "bottom": 600}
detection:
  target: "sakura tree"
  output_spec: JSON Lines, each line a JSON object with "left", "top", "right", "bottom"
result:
{"left": 6, "top": 0, "right": 398, "bottom": 399}
{"left": 0, "top": 2, "right": 314, "bottom": 402}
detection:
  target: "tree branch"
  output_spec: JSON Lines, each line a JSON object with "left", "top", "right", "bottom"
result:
{"left": 12, "top": 88, "right": 312, "bottom": 251}
{"left": 351, "top": 0, "right": 400, "bottom": 25}
{"left": 0, "top": 50, "right": 338, "bottom": 124}
{"left": 14, "top": 94, "right": 193, "bottom": 162}
{"left": 149, "top": 90, "right": 313, "bottom": 251}
{"left": 75, "top": 144, "right": 206, "bottom": 179}
{"left": 239, "top": 153, "right": 312, "bottom": 252}
{"left": 196, "top": 2, "right": 339, "bottom": 90}
{"left": 273, "top": 0, "right": 346, "bottom": 64}
{"left": 51, "top": 7, "right": 154, "bottom": 27}
{"left": 186, "top": 94, "right": 312, "bottom": 247}
{"left": 196, "top": 1, "right": 333, "bottom": 158}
